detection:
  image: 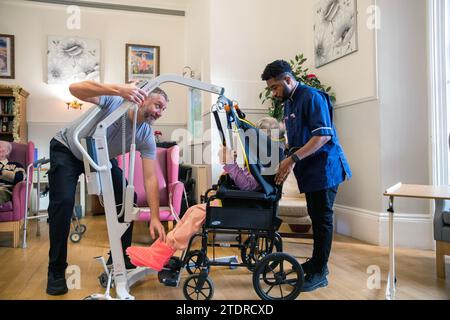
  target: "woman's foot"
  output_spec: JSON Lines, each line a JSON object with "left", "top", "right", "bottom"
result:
{"left": 126, "top": 239, "right": 176, "bottom": 271}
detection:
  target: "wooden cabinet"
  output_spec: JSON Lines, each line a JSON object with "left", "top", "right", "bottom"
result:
{"left": 0, "top": 84, "right": 28, "bottom": 143}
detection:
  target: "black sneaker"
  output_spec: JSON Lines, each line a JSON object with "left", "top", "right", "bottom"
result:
{"left": 301, "top": 272, "right": 328, "bottom": 292}
{"left": 106, "top": 252, "right": 136, "bottom": 270}
{"left": 301, "top": 259, "right": 329, "bottom": 276}
{"left": 46, "top": 271, "right": 68, "bottom": 296}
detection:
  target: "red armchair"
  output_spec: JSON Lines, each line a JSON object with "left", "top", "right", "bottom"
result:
{"left": 118, "top": 146, "right": 184, "bottom": 230}
{"left": 0, "top": 141, "right": 34, "bottom": 247}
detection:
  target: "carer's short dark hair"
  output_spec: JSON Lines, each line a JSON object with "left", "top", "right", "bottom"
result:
{"left": 261, "top": 60, "right": 294, "bottom": 81}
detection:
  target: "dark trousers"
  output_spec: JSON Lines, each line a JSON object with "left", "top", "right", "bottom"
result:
{"left": 47, "top": 138, "right": 134, "bottom": 274}
{"left": 305, "top": 185, "right": 339, "bottom": 273}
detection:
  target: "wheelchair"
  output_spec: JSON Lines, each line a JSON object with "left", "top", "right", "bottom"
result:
{"left": 162, "top": 174, "right": 305, "bottom": 301}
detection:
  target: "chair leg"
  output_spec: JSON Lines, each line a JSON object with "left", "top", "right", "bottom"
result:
{"left": 436, "top": 241, "right": 446, "bottom": 279}
{"left": 13, "top": 221, "right": 20, "bottom": 248}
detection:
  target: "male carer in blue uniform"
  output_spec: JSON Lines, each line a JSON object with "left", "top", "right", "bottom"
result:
{"left": 261, "top": 60, "right": 352, "bottom": 292}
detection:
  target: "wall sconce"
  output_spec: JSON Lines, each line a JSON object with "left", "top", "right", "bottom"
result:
{"left": 66, "top": 100, "right": 83, "bottom": 110}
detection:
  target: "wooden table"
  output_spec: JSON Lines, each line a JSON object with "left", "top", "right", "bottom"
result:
{"left": 383, "top": 183, "right": 450, "bottom": 300}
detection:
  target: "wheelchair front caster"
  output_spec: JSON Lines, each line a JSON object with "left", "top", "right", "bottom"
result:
{"left": 98, "top": 271, "right": 114, "bottom": 288}
{"left": 183, "top": 272, "right": 214, "bottom": 301}
{"left": 69, "top": 231, "right": 81, "bottom": 243}
{"left": 185, "top": 250, "right": 210, "bottom": 275}
{"left": 75, "top": 224, "right": 87, "bottom": 234}
{"left": 252, "top": 252, "right": 304, "bottom": 300}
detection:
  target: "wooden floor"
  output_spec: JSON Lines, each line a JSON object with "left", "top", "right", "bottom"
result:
{"left": 0, "top": 215, "right": 449, "bottom": 300}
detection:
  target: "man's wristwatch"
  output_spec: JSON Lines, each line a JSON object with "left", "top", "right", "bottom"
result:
{"left": 290, "top": 153, "right": 301, "bottom": 164}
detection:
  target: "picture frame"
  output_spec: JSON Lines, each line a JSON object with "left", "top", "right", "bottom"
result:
{"left": 125, "top": 44, "right": 160, "bottom": 83}
{"left": 313, "top": 0, "right": 358, "bottom": 68}
{"left": 0, "top": 34, "right": 15, "bottom": 79}
{"left": 47, "top": 36, "right": 101, "bottom": 84}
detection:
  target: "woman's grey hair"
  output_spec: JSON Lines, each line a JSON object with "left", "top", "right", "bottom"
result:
{"left": 256, "top": 117, "right": 285, "bottom": 139}
{"left": 0, "top": 141, "right": 12, "bottom": 156}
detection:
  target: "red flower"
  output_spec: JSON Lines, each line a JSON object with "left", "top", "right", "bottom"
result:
{"left": 154, "top": 130, "right": 162, "bottom": 136}
{"left": 306, "top": 74, "right": 317, "bottom": 79}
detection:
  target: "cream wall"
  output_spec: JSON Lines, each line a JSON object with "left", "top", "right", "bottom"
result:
{"left": 0, "top": 0, "right": 435, "bottom": 249}
{"left": 0, "top": 0, "right": 187, "bottom": 157}
{"left": 205, "top": 0, "right": 432, "bottom": 249}
{"left": 207, "top": 0, "right": 382, "bottom": 214}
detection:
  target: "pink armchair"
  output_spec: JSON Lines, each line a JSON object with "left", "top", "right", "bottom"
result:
{"left": 0, "top": 141, "right": 34, "bottom": 247}
{"left": 118, "top": 146, "right": 184, "bottom": 230}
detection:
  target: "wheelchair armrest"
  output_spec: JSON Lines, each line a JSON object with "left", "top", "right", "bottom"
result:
{"left": 216, "top": 189, "right": 269, "bottom": 201}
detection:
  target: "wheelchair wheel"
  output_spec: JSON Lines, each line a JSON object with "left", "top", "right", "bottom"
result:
{"left": 183, "top": 273, "right": 214, "bottom": 300}
{"left": 241, "top": 234, "right": 282, "bottom": 271}
{"left": 98, "top": 272, "right": 114, "bottom": 288}
{"left": 252, "top": 252, "right": 304, "bottom": 300}
{"left": 69, "top": 231, "right": 81, "bottom": 243}
{"left": 75, "top": 224, "right": 87, "bottom": 234}
{"left": 185, "top": 250, "right": 209, "bottom": 275}
{"left": 98, "top": 272, "right": 108, "bottom": 288}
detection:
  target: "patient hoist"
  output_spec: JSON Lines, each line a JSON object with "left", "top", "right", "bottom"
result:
{"left": 74, "top": 75, "right": 229, "bottom": 300}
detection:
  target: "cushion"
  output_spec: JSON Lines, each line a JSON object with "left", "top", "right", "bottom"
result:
{"left": 282, "top": 172, "right": 303, "bottom": 198}
{"left": 443, "top": 211, "right": 450, "bottom": 225}
{"left": 0, "top": 201, "right": 13, "bottom": 212}
{"left": 278, "top": 197, "right": 308, "bottom": 217}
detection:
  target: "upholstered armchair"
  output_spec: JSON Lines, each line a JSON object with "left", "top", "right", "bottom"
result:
{"left": 434, "top": 133, "right": 450, "bottom": 278}
{"left": 0, "top": 141, "right": 34, "bottom": 247}
{"left": 118, "top": 146, "right": 184, "bottom": 230}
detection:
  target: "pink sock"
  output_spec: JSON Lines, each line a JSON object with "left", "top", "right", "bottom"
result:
{"left": 126, "top": 240, "right": 176, "bottom": 271}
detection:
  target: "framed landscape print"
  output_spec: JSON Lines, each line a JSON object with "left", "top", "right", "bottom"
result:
{"left": 0, "top": 34, "right": 15, "bottom": 79}
{"left": 125, "top": 44, "right": 160, "bottom": 83}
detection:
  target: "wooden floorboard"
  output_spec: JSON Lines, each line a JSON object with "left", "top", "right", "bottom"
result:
{"left": 0, "top": 215, "right": 449, "bottom": 300}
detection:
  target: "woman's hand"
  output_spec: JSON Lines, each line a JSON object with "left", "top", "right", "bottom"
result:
{"left": 218, "top": 145, "right": 236, "bottom": 165}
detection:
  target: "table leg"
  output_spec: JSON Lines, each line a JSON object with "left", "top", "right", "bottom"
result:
{"left": 385, "top": 195, "right": 396, "bottom": 300}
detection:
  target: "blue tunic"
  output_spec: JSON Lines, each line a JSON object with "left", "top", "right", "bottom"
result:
{"left": 283, "top": 84, "right": 352, "bottom": 193}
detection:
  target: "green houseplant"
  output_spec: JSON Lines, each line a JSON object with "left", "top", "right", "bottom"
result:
{"left": 260, "top": 54, "right": 336, "bottom": 121}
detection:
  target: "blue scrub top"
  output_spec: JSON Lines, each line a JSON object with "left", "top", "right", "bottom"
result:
{"left": 284, "top": 84, "right": 352, "bottom": 193}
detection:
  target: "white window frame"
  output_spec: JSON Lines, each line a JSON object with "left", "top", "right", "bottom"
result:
{"left": 428, "top": 0, "right": 449, "bottom": 186}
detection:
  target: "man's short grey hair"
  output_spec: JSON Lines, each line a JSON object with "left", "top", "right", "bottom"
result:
{"left": 150, "top": 87, "right": 169, "bottom": 102}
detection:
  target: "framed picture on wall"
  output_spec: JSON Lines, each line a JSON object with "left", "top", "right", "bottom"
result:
{"left": 0, "top": 34, "right": 15, "bottom": 79}
{"left": 47, "top": 36, "right": 101, "bottom": 84}
{"left": 313, "top": 0, "right": 358, "bottom": 68}
{"left": 125, "top": 44, "right": 160, "bottom": 83}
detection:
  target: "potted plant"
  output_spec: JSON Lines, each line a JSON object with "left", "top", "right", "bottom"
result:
{"left": 260, "top": 54, "right": 336, "bottom": 121}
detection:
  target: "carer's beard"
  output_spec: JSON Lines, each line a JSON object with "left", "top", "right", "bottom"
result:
{"left": 141, "top": 110, "right": 155, "bottom": 125}
{"left": 273, "top": 83, "right": 292, "bottom": 103}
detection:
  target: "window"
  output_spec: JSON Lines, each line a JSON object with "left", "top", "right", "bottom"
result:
{"left": 430, "top": 0, "right": 449, "bottom": 185}
{"left": 446, "top": 0, "right": 450, "bottom": 183}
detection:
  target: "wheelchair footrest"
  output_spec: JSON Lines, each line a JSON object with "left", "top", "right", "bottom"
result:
{"left": 158, "top": 268, "right": 179, "bottom": 287}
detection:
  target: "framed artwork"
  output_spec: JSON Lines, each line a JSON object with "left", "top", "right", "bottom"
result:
{"left": 314, "top": 0, "right": 358, "bottom": 68}
{"left": 0, "top": 34, "right": 15, "bottom": 79}
{"left": 47, "top": 36, "right": 101, "bottom": 84}
{"left": 125, "top": 44, "right": 160, "bottom": 83}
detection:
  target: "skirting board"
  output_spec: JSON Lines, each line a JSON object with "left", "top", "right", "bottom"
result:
{"left": 334, "top": 204, "right": 434, "bottom": 250}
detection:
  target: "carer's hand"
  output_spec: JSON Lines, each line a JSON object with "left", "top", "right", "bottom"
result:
{"left": 118, "top": 82, "right": 148, "bottom": 106}
{"left": 150, "top": 219, "right": 166, "bottom": 242}
{"left": 275, "top": 157, "right": 295, "bottom": 185}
